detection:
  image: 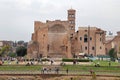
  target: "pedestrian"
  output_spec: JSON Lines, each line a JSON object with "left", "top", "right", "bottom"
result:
{"left": 51, "top": 60, "right": 53, "bottom": 65}
{"left": 97, "top": 61, "right": 100, "bottom": 67}
{"left": 66, "top": 68, "right": 68, "bottom": 74}
{"left": 108, "top": 61, "right": 111, "bottom": 67}
{"left": 31, "top": 61, "right": 33, "bottom": 65}
{"left": 41, "top": 67, "right": 45, "bottom": 74}
{"left": 40, "top": 58, "right": 43, "bottom": 64}
{"left": 73, "top": 59, "right": 76, "bottom": 65}
{"left": 56, "top": 68, "right": 59, "bottom": 74}
{"left": 16, "top": 61, "right": 19, "bottom": 64}
{"left": 90, "top": 69, "right": 93, "bottom": 75}
{"left": 49, "top": 68, "right": 51, "bottom": 73}
{"left": 55, "top": 67, "right": 59, "bottom": 74}
{"left": 92, "top": 72, "right": 96, "bottom": 79}
{"left": 94, "top": 62, "right": 97, "bottom": 67}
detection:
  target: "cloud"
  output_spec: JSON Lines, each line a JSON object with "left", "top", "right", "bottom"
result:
{"left": 0, "top": 0, "right": 120, "bottom": 41}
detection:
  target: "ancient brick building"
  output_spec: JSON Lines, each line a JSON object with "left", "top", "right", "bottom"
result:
{"left": 27, "top": 9, "right": 76, "bottom": 58}
{"left": 27, "top": 9, "right": 107, "bottom": 58}
{"left": 71, "top": 27, "right": 106, "bottom": 56}
{"left": 105, "top": 32, "right": 120, "bottom": 57}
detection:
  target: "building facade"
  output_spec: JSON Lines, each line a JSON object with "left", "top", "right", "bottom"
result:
{"left": 71, "top": 27, "right": 106, "bottom": 56}
{"left": 27, "top": 9, "right": 76, "bottom": 58}
{"left": 0, "top": 40, "right": 28, "bottom": 55}
{"left": 105, "top": 32, "right": 120, "bottom": 57}
{"left": 27, "top": 9, "right": 114, "bottom": 58}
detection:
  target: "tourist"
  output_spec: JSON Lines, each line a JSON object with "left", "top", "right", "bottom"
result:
{"left": 41, "top": 67, "right": 44, "bottom": 74}
{"left": 31, "top": 61, "right": 33, "bottom": 65}
{"left": 56, "top": 68, "right": 59, "bottom": 74}
{"left": 97, "top": 61, "right": 100, "bottom": 67}
{"left": 108, "top": 61, "right": 111, "bottom": 67}
{"left": 66, "top": 68, "right": 68, "bottom": 74}
{"left": 16, "top": 61, "right": 19, "bottom": 64}
{"left": 50, "top": 60, "right": 53, "bottom": 65}
{"left": 92, "top": 72, "right": 96, "bottom": 79}
{"left": 90, "top": 69, "right": 93, "bottom": 75}
{"left": 55, "top": 67, "right": 59, "bottom": 74}
{"left": 73, "top": 59, "right": 76, "bottom": 65}
{"left": 40, "top": 58, "right": 43, "bottom": 64}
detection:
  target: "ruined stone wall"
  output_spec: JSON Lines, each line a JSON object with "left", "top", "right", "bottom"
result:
{"left": 75, "top": 27, "right": 106, "bottom": 56}
{"left": 28, "top": 20, "right": 72, "bottom": 58}
{"left": 105, "top": 33, "right": 120, "bottom": 57}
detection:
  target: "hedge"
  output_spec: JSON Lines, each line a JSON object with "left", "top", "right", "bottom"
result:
{"left": 62, "top": 58, "right": 92, "bottom": 62}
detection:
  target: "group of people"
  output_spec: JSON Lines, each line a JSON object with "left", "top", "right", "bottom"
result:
{"left": 41, "top": 67, "right": 59, "bottom": 74}
{"left": 94, "top": 61, "right": 111, "bottom": 67}
{"left": 25, "top": 61, "right": 34, "bottom": 66}
{"left": 94, "top": 62, "right": 100, "bottom": 67}
{"left": 41, "top": 67, "right": 69, "bottom": 74}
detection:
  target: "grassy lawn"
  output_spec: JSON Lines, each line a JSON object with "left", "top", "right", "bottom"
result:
{"left": 91, "top": 60, "right": 120, "bottom": 66}
{"left": 0, "top": 65, "right": 120, "bottom": 76}
{"left": 0, "top": 64, "right": 120, "bottom": 72}
{"left": 0, "top": 65, "right": 42, "bottom": 71}
{"left": 62, "top": 65, "right": 120, "bottom": 71}
{"left": 0, "top": 60, "right": 120, "bottom": 72}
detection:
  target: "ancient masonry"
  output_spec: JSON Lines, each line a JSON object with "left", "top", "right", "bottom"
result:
{"left": 27, "top": 9, "right": 120, "bottom": 58}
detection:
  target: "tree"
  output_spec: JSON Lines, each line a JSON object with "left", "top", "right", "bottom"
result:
{"left": 0, "top": 45, "right": 10, "bottom": 57}
{"left": 108, "top": 48, "right": 117, "bottom": 61}
{"left": 8, "top": 52, "right": 17, "bottom": 57}
{"left": 16, "top": 46, "right": 27, "bottom": 57}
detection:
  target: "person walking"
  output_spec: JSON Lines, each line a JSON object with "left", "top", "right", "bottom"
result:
{"left": 51, "top": 60, "right": 53, "bottom": 65}
{"left": 66, "top": 68, "right": 68, "bottom": 74}
{"left": 108, "top": 61, "right": 111, "bottom": 67}
{"left": 90, "top": 69, "right": 93, "bottom": 75}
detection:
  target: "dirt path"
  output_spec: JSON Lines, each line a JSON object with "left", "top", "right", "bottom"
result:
{"left": 0, "top": 74, "right": 120, "bottom": 80}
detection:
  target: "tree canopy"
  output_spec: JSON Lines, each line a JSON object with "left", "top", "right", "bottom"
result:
{"left": 108, "top": 48, "right": 117, "bottom": 61}
{"left": 16, "top": 46, "right": 27, "bottom": 57}
{"left": 0, "top": 45, "right": 10, "bottom": 57}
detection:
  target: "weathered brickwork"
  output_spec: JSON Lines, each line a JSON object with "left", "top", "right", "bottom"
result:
{"left": 71, "top": 27, "right": 106, "bottom": 56}
{"left": 105, "top": 32, "right": 120, "bottom": 57}
{"left": 27, "top": 9, "right": 120, "bottom": 58}
{"left": 27, "top": 20, "right": 72, "bottom": 58}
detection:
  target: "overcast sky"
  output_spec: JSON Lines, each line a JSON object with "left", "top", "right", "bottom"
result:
{"left": 0, "top": 0, "right": 120, "bottom": 42}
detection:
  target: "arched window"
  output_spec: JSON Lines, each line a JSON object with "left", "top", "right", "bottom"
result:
{"left": 84, "top": 34, "right": 88, "bottom": 42}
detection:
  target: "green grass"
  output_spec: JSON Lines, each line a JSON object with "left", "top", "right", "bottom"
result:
{"left": 0, "top": 64, "right": 120, "bottom": 76}
{"left": 0, "top": 60, "right": 120, "bottom": 72}
{"left": 0, "top": 65, "right": 42, "bottom": 71}
{"left": 0, "top": 64, "right": 119, "bottom": 72}
{"left": 91, "top": 60, "right": 119, "bottom": 66}
{"left": 62, "top": 65, "right": 120, "bottom": 71}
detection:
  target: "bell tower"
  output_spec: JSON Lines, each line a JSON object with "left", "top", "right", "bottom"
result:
{"left": 68, "top": 9, "right": 76, "bottom": 35}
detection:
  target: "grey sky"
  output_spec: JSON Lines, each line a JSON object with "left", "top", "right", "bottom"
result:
{"left": 0, "top": 0, "right": 120, "bottom": 42}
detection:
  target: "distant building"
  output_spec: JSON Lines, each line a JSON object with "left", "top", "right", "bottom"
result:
{"left": 106, "top": 31, "right": 114, "bottom": 41}
{"left": 105, "top": 32, "right": 120, "bottom": 58}
{"left": 0, "top": 40, "right": 14, "bottom": 48}
{"left": 0, "top": 40, "right": 28, "bottom": 53}
{"left": 0, "top": 40, "right": 14, "bottom": 54}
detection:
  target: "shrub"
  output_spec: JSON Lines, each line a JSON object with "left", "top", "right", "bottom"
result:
{"left": 62, "top": 58, "right": 92, "bottom": 62}
{"left": 42, "top": 58, "right": 49, "bottom": 61}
